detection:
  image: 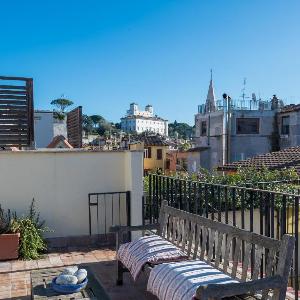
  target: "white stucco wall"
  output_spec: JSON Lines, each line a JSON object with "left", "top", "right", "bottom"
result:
{"left": 0, "top": 150, "right": 143, "bottom": 238}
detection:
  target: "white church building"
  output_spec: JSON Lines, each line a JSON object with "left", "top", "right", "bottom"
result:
{"left": 121, "top": 103, "right": 168, "bottom": 136}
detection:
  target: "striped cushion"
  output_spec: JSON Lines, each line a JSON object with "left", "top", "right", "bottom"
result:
{"left": 117, "top": 235, "right": 187, "bottom": 281}
{"left": 147, "top": 260, "right": 239, "bottom": 300}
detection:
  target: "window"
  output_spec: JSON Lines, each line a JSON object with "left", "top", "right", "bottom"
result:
{"left": 201, "top": 121, "right": 207, "bottom": 136}
{"left": 157, "top": 149, "right": 162, "bottom": 160}
{"left": 147, "top": 147, "right": 152, "bottom": 158}
{"left": 143, "top": 149, "right": 147, "bottom": 158}
{"left": 236, "top": 118, "right": 259, "bottom": 134}
{"left": 281, "top": 116, "right": 290, "bottom": 135}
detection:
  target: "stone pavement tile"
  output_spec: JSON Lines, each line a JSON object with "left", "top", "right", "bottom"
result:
{"left": 92, "top": 249, "right": 115, "bottom": 261}
{"left": 0, "top": 290, "right": 11, "bottom": 300}
{"left": 82, "top": 253, "right": 98, "bottom": 263}
{"left": 11, "top": 289, "right": 27, "bottom": 298}
{"left": 49, "top": 255, "right": 64, "bottom": 266}
{"left": 47, "top": 252, "right": 60, "bottom": 257}
{"left": 0, "top": 286, "right": 10, "bottom": 293}
{"left": 59, "top": 252, "right": 75, "bottom": 263}
{"left": 0, "top": 273, "right": 10, "bottom": 283}
{"left": 0, "top": 262, "right": 11, "bottom": 273}
{"left": 11, "top": 260, "right": 26, "bottom": 272}
{"left": 70, "top": 254, "right": 84, "bottom": 264}
{"left": 37, "top": 258, "right": 52, "bottom": 269}
{"left": 10, "top": 271, "right": 28, "bottom": 279}
{"left": 25, "top": 259, "right": 38, "bottom": 270}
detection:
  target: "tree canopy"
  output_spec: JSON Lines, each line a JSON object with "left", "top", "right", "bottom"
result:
{"left": 83, "top": 114, "right": 120, "bottom": 136}
{"left": 168, "top": 121, "right": 194, "bottom": 139}
{"left": 50, "top": 98, "right": 74, "bottom": 113}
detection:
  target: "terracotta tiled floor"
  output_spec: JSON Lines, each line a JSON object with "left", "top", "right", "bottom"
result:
{"left": 0, "top": 248, "right": 297, "bottom": 299}
{"left": 0, "top": 247, "right": 116, "bottom": 299}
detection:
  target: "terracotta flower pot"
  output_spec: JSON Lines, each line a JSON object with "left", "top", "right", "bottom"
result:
{"left": 0, "top": 233, "right": 20, "bottom": 260}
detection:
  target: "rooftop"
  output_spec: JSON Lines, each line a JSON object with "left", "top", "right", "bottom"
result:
{"left": 280, "top": 104, "right": 300, "bottom": 113}
{"left": 134, "top": 134, "right": 169, "bottom": 146}
{"left": 218, "top": 146, "right": 300, "bottom": 174}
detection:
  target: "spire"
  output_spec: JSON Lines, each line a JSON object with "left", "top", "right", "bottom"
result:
{"left": 204, "top": 69, "right": 216, "bottom": 113}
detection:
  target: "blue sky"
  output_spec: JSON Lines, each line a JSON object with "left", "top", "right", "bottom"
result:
{"left": 1, "top": 1, "right": 300, "bottom": 124}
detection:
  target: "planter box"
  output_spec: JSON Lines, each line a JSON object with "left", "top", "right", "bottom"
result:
{"left": 0, "top": 233, "right": 20, "bottom": 260}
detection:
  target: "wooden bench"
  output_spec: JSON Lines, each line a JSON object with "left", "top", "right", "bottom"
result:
{"left": 111, "top": 201, "right": 295, "bottom": 300}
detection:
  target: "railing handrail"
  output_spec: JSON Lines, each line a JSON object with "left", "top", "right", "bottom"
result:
{"left": 149, "top": 174, "right": 300, "bottom": 197}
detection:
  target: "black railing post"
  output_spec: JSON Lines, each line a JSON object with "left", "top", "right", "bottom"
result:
{"left": 294, "top": 196, "right": 299, "bottom": 299}
{"left": 126, "top": 191, "right": 131, "bottom": 241}
{"left": 211, "top": 185, "right": 215, "bottom": 221}
{"left": 232, "top": 188, "right": 236, "bottom": 227}
{"left": 194, "top": 182, "right": 198, "bottom": 215}
{"left": 217, "top": 186, "right": 221, "bottom": 222}
{"left": 179, "top": 179, "right": 183, "bottom": 210}
{"left": 224, "top": 186, "right": 228, "bottom": 224}
{"left": 204, "top": 184, "right": 209, "bottom": 218}
{"left": 282, "top": 195, "right": 287, "bottom": 236}
{"left": 166, "top": 177, "right": 170, "bottom": 205}
{"left": 149, "top": 174, "right": 153, "bottom": 224}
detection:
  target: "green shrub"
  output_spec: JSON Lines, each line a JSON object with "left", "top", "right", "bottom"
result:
{"left": 11, "top": 217, "right": 47, "bottom": 260}
{"left": 9, "top": 199, "right": 51, "bottom": 260}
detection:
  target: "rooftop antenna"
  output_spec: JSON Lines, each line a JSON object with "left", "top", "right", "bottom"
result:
{"left": 240, "top": 78, "right": 248, "bottom": 101}
{"left": 240, "top": 78, "right": 250, "bottom": 109}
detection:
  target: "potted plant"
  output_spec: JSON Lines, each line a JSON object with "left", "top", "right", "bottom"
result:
{"left": 0, "top": 205, "right": 19, "bottom": 260}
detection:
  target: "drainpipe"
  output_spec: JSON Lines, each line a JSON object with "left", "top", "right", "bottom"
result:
{"left": 223, "top": 93, "right": 231, "bottom": 164}
{"left": 227, "top": 96, "right": 231, "bottom": 164}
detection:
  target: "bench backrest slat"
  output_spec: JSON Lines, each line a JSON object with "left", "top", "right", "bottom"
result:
{"left": 193, "top": 224, "right": 200, "bottom": 260}
{"left": 223, "top": 234, "right": 232, "bottom": 273}
{"left": 241, "top": 242, "right": 252, "bottom": 281}
{"left": 214, "top": 231, "right": 223, "bottom": 267}
{"left": 207, "top": 228, "right": 216, "bottom": 263}
{"left": 232, "top": 237, "right": 242, "bottom": 277}
{"left": 200, "top": 226, "right": 207, "bottom": 260}
{"left": 252, "top": 245, "right": 264, "bottom": 280}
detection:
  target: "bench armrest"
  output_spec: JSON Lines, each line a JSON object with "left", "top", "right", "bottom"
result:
{"left": 110, "top": 223, "right": 159, "bottom": 250}
{"left": 196, "top": 275, "right": 283, "bottom": 300}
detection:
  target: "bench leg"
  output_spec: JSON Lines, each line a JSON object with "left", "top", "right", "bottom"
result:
{"left": 117, "top": 260, "right": 124, "bottom": 285}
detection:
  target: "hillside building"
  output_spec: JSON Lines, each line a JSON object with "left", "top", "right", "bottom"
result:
{"left": 121, "top": 103, "right": 168, "bottom": 136}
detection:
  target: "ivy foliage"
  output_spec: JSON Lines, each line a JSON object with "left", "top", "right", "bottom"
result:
{"left": 144, "top": 167, "right": 299, "bottom": 212}
{"left": 145, "top": 167, "right": 299, "bottom": 193}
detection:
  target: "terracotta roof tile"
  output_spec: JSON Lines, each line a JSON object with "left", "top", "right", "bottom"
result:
{"left": 218, "top": 146, "right": 300, "bottom": 174}
{"left": 280, "top": 104, "right": 300, "bottom": 113}
{"left": 135, "top": 135, "right": 169, "bottom": 146}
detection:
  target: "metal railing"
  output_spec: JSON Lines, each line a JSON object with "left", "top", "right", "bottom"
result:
{"left": 145, "top": 174, "right": 300, "bottom": 299}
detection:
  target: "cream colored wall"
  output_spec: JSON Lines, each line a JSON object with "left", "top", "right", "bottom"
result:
{"left": 0, "top": 150, "right": 143, "bottom": 238}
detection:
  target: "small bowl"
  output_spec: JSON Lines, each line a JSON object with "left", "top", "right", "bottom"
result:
{"left": 52, "top": 277, "right": 88, "bottom": 294}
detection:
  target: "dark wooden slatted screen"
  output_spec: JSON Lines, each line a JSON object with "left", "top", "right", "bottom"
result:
{"left": 0, "top": 76, "right": 34, "bottom": 148}
{"left": 67, "top": 106, "right": 82, "bottom": 148}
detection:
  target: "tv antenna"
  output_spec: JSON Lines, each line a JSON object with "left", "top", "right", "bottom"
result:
{"left": 240, "top": 78, "right": 250, "bottom": 101}
{"left": 240, "top": 78, "right": 250, "bottom": 108}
